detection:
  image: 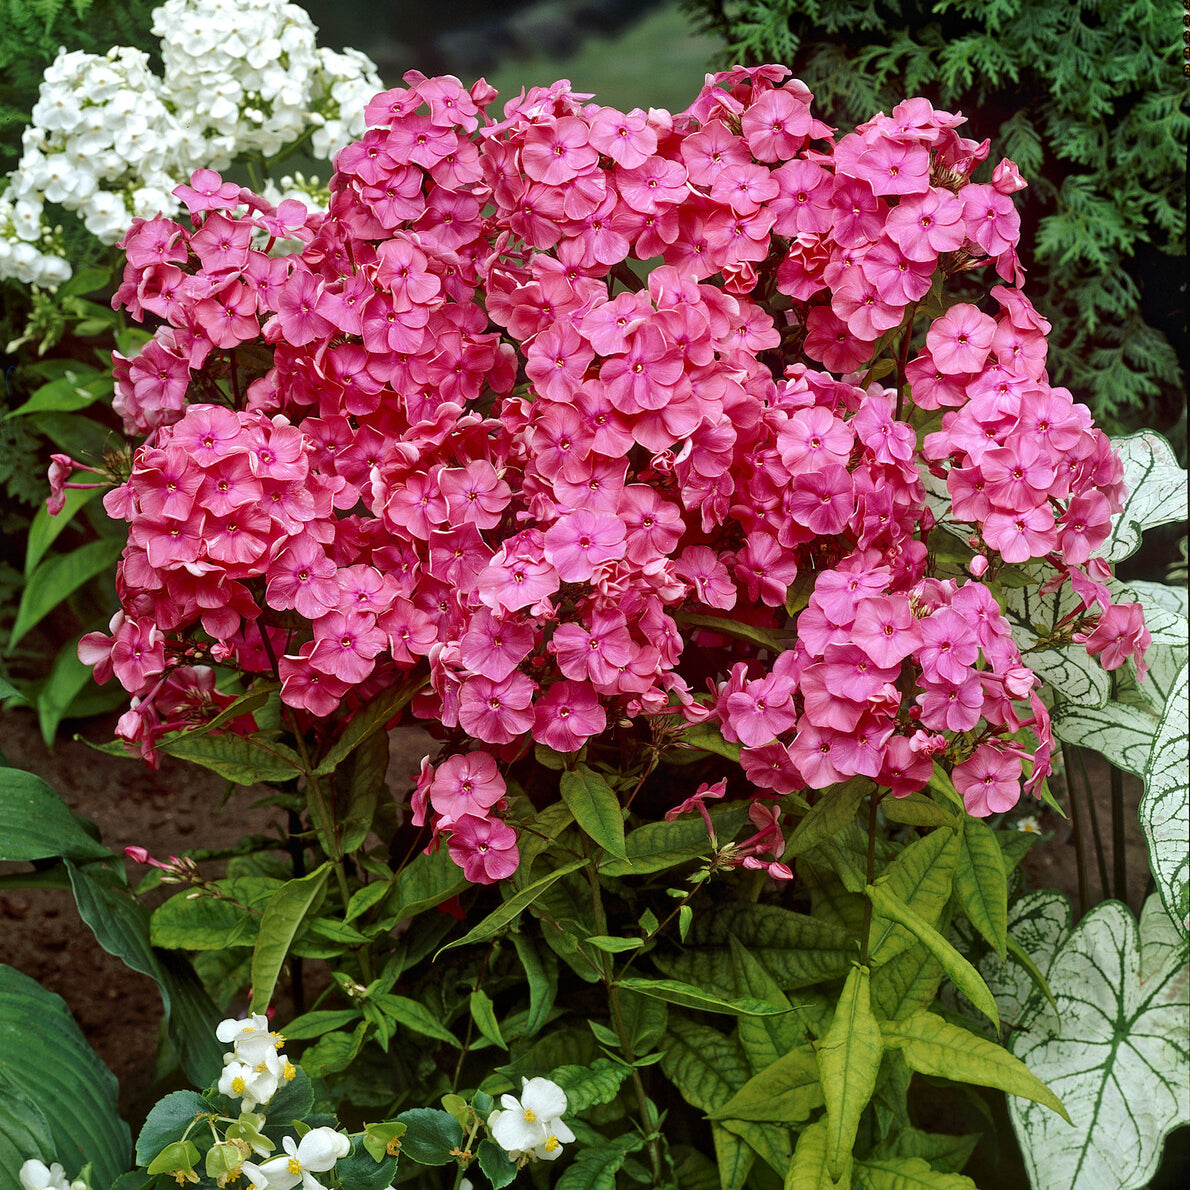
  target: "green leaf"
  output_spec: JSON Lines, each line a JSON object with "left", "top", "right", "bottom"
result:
{"left": 583, "top": 934, "right": 642, "bottom": 952}
{"left": 314, "top": 676, "right": 426, "bottom": 775}
{"left": 817, "top": 964, "right": 883, "bottom": 1179}
{"left": 952, "top": 818, "right": 1008, "bottom": 958}
{"left": 550, "top": 1059, "right": 631, "bottom": 1113}
{"left": 300, "top": 1024, "right": 368, "bottom": 1079}
{"left": 675, "top": 611, "right": 793, "bottom": 652}
{"left": 0, "top": 767, "right": 111, "bottom": 861}
{"left": 151, "top": 878, "right": 280, "bottom": 950}
{"left": 435, "top": 858, "right": 587, "bottom": 956}
{"left": 729, "top": 935, "right": 805, "bottom": 1073}
{"left": 476, "top": 1138, "right": 518, "bottom": 1188}
{"left": 6, "top": 371, "right": 112, "bottom": 418}
{"left": 250, "top": 863, "right": 331, "bottom": 1013}
{"left": 708, "top": 1044, "right": 822, "bottom": 1124}
{"left": 615, "top": 977, "right": 794, "bottom": 1016}
{"left": 880, "top": 794, "right": 958, "bottom": 829}
{"left": 35, "top": 640, "right": 97, "bottom": 746}
{"left": 392, "top": 1108, "right": 463, "bottom": 1166}
{"left": 786, "top": 779, "right": 872, "bottom": 857}
{"left": 1008, "top": 896, "right": 1188, "bottom": 1189}
{"left": 787, "top": 1118, "right": 851, "bottom": 1190}
{"left": 380, "top": 845, "right": 469, "bottom": 926}
{"left": 261, "top": 1065, "right": 314, "bottom": 1120}
{"left": 511, "top": 933, "right": 556, "bottom": 1039}
{"left": 65, "top": 860, "right": 222, "bottom": 1088}
{"left": 555, "top": 1140, "right": 639, "bottom": 1190}
{"left": 655, "top": 904, "right": 855, "bottom": 993}
{"left": 0, "top": 1090, "right": 56, "bottom": 1190}
{"left": 866, "top": 882, "right": 999, "bottom": 1029}
{"left": 674, "top": 721, "right": 742, "bottom": 763}
{"left": 598, "top": 801, "right": 749, "bottom": 876}
{"left": 157, "top": 730, "right": 304, "bottom": 785}
{"left": 979, "top": 890, "right": 1071, "bottom": 1028}
{"left": 372, "top": 994, "right": 461, "bottom": 1047}
{"left": 867, "top": 828, "right": 961, "bottom": 968}
{"left": 559, "top": 766, "right": 627, "bottom": 860}
{"left": 852, "top": 1155, "right": 977, "bottom": 1189}
{"left": 7, "top": 538, "right": 123, "bottom": 652}
{"left": 869, "top": 1127, "right": 979, "bottom": 1175}
{"left": 661, "top": 1016, "right": 751, "bottom": 1113}
{"left": 281, "top": 1008, "right": 362, "bottom": 1041}
{"left": 334, "top": 1136, "right": 397, "bottom": 1190}
{"left": 0, "top": 963, "right": 128, "bottom": 1190}
{"left": 881, "top": 1012, "right": 1067, "bottom": 1121}
{"left": 25, "top": 485, "right": 98, "bottom": 575}
{"left": 469, "top": 988, "right": 507, "bottom": 1050}
{"left": 134, "top": 1091, "right": 210, "bottom": 1166}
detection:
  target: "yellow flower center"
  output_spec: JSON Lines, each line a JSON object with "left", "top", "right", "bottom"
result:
{"left": 231, "top": 1076, "right": 246, "bottom": 1094}
{"left": 523, "top": 1108, "right": 537, "bottom": 1123}
{"left": 287, "top": 1158, "right": 302, "bottom": 1176}
{"left": 544, "top": 1136, "right": 560, "bottom": 1153}
{"left": 283, "top": 1060, "right": 296, "bottom": 1081}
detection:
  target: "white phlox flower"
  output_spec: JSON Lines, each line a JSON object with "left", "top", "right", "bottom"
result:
{"left": 249, "top": 1128, "right": 351, "bottom": 1190}
{"left": 489, "top": 1076, "right": 575, "bottom": 1162}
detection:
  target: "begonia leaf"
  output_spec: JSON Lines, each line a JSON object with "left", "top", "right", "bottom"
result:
{"left": 391, "top": 1107, "right": 463, "bottom": 1166}
{"left": 476, "top": 1138, "right": 518, "bottom": 1189}
{"left": 133, "top": 1090, "right": 209, "bottom": 1167}
{"left": 816, "top": 964, "right": 883, "bottom": 1180}
{"left": 1008, "top": 896, "right": 1189, "bottom": 1190}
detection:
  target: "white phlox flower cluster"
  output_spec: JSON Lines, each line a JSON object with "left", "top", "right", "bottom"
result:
{"left": 241, "top": 1127, "right": 350, "bottom": 1190}
{"left": 488, "top": 1077, "right": 576, "bottom": 1163}
{"left": 18, "top": 1160, "right": 88, "bottom": 1190}
{"left": 216, "top": 1012, "right": 297, "bottom": 1113}
{"left": 0, "top": 0, "right": 380, "bottom": 288}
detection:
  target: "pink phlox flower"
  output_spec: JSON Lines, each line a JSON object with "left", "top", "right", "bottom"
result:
{"left": 674, "top": 545, "right": 737, "bottom": 610}
{"left": 189, "top": 212, "right": 252, "bottom": 276}
{"left": 926, "top": 303, "right": 997, "bottom": 375}
{"left": 458, "top": 672, "right": 536, "bottom": 745}
{"left": 198, "top": 453, "right": 262, "bottom": 517}
{"left": 616, "top": 155, "right": 689, "bottom": 213}
{"left": 776, "top": 405, "right": 854, "bottom": 475}
{"left": 378, "top": 596, "right": 438, "bottom": 665}
{"left": 543, "top": 509, "right": 626, "bottom": 582}
{"left": 1057, "top": 491, "right": 1112, "bottom": 566}
{"left": 917, "top": 676, "right": 984, "bottom": 732}
{"left": 278, "top": 643, "right": 350, "bottom": 716}
{"left": 954, "top": 743, "right": 1022, "bottom": 816}
{"left": 877, "top": 734, "right": 934, "bottom": 797}
{"left": 446, "top": 812, "right": 519, "bottom": 884}
{"left": 802, "top": 305, "right": 874, "bottom": 374}
{"left": 731, "top": 533, "right": 799, "bottom": 608}
{"left": 787, "top": 720, "right": 847, "bottom": 790}
{"left": 521, "top": 115, "right": 599, "bottom": 185}
{"left": 740, "top": 741, "right": 802, "bottom": 795}
{"left": 917, "top": 608, "right": 979, "bottom": 684}
{"left": 550, "top": 611, "right": 635, "bottom": 685}
{"left": 725, "top": 670, "right": 798, "bottom": 747}
{"left": 599, "top": 323, "right": 684, "bottom": 414}
{"left": 477, "top": 532, "right": 561, "bottom": 614}
{"left": 309, "top": 608, "right": 387, "bottom": 685}
{"left": 1074, "top": 602, "right": 1150, "bottom": 678}
{"left": 174, "top": 169, "right": 242, "bottom": 215}
{"left": 855, "top": 138, "right": 931, "bottom": 197}
{"left": 961, "top": 183, "right": 1021, "bottom": 256}
{"left": 829, "top": 714, "right": 894, "bottom": 779}
{"left": 532, "top": 680, "right": 607, "bottom": 753}
{"left": 427, "top": 752, "right": 507, "bottom": 828}
{"left": 551, "top": 456, "right": 628, "bottom": 516}
{"left": 982, "top": 505, "right": 1057, "bottom": 564}
{"left": 798, "top": 663, "right": 867, "bottom": 733}
{"left": 884, "top": 186, "right": 965, "bottom": 261}
{"left": 587, "top": 105, "right": 657, "bottom": 168}
{"left": 850, "top": 594, "right": 923, "bottom": 669}
{"left": 741, "top": 87, "right": 812, "bottom": 161}
{"left": 439, "top": 460, "right": 512, "bottom": 530}
{"left": 663, "top": 778, "right": 727, "bottom": 841}
{"left": 980, "top": 438, "right": 1056, "bottom": 513}
{"left": 785, "top": 464, "right": 853, "bottom": 536}
{"left": 459, "top": 608, "right": 536, "bottom": 681}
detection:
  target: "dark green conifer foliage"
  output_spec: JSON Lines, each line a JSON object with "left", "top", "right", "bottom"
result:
{"left": 680, "top": 0, "right": 1187, "bottom": 443}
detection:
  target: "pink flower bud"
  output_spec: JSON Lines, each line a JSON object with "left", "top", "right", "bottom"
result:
{"left": 969, "top": 554, "right": 989, "bottom": 577}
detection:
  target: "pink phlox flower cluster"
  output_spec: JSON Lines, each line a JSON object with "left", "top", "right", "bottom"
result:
{"left": 72, "top": 65, "right": 1144, "bottom": 874}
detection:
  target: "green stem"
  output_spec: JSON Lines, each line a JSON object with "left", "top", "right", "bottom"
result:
{"left": 584, "top": 860, "right": 663, "bottom": 1183}
{"left": 859, "top": 792, "right": 882, "bottom": 967}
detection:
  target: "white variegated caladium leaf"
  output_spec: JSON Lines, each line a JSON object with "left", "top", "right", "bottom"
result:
{"left": 1140, "top": 660, "right": 1189, "bottom": 936}
{"left": 1103, "top": 431, "right": 1188, "bottom": 564}
{"left": 1003, "top": 579, "right": 1109, "bottom": 708}
{"left": 1008, "top": 896, "right": 1190, "bottom": 1190}
{"left": 981, "top": 890, "right": 1071, "bottom": 1029}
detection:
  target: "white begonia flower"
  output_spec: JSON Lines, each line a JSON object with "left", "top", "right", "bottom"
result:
{"left": 251, "top": 1128, "right": 351, "bottom": 1190}
{"left": 218, "top": 1056, "right": 280, "bottom": 1113}
{"left": 489, "top": 1077, "right": 573, "bottom": 1160}
{"left": 216, "top": 1012, "right": 273, "bottom": 1048}
{"left": 18, "top": 1160, "right": 71, "bottom": 1190}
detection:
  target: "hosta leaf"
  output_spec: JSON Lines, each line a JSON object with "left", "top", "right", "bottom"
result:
{"left": 1009, "top": 896, "right": 1190, "bottom": 1190}
{"left": 1140, "top": 660, "right": 1189, "bottom": 935}
{"left": 817, "top": 965, "right": 883, "bottom": 1180}
{"left": 0, "top": 767, "right": 112, "bottom": 862}
{"left": 1103, "top": 431, "right": 1188, "bottom": 563}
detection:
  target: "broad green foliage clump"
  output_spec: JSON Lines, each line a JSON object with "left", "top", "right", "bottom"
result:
{"left": 680, "top": 0, "right": 1188, "bottom": 443}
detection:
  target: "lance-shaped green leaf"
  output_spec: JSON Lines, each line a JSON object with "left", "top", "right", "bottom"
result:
{"left": 653, "top": 904, "right": 855, "bottom": 995}
{"left": 787, "top": 1118, "right": 851, "bottom": 1190}
{"left": 979, "top": 890, "right": 1071, "bottom": 1030}
{"left": 674, "top": 722, "right": 741, "bottom": 763}
{"left": 661, "top": 1015, "right": 751, "bottom": 1113}
{"left": 435, "top": 858, "right": 587, "bottom": 955}
{"left": 0, "top": 767, "right": 112, "bottom": 862}
{"left": 615, "top": 977, "right": 793, "bottom": 1016}
{"left": 157, "top": 730, "right": 304, "bottom": 785}
{"left": 314, "top": 676, "right": 426, "bottom": 775}
{"left": 880, "top": 1012, "right": 1066, "bottom": 1120}
{"left": 851, "top": 1156, "right": 977, "bottom": 1189}
{"left": 1103, "top": 430, "right": 1188, "bottom": 563}
{"left": 512, "top": 933, "right": 557, "bottom": 1039}
{"left": 867, "top": 828, "right": 961, "bottom": 968}
{"left": 0, "top": 965, "right": 130, "bottom": 1189}
{"left": 866, "top": 881, "right": 998, "bottom": 1029}
{"left": 785, "top": 779, "right": 872, "bottom": 857}
{"left": 1140, "top": 660, "right": 1189, "bottom": 935}
{"left": 599, "top": 801, "right": 749, "bottom": 877}
{"left": 952, "top": 818, "right": 1008, "bottom": 958}
{"left": 1008, "top": 896, "right": 1189, "bottom": 1190}
{"left": 707, "top": 1044, "right": 822, "bottom": 1124}
{"left": 250, "top": 863, "right": 331, "bottom": 1013}
{"left": 729, "top": 935, "right": 806, "bottom": 1072}
{"left": 550, "top": 1059, "right": 630, "bottom": 1113}
{"left": 378, "top": 845, "right": 468, "bottom": 927}
{"left": 817, "top": 964, "right": 883, "bottom": 1179}
{"left": 559, "top": 766, "right": 627, "bottom": 860}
